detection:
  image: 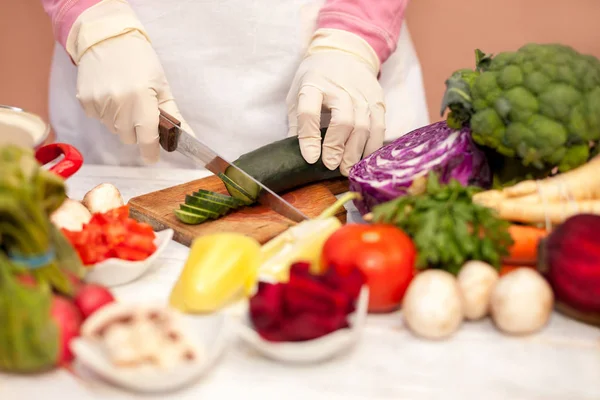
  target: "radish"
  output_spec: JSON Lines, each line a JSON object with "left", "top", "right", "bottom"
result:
{"left": 50, "top": 295, "right": 83, "bottom": 364}
{"left": 74, "top": 284, "right": 116, "bottom": 319}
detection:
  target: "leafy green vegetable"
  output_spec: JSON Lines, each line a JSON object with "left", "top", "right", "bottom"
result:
{"left": 441, "top": 43, "right": 600, "bottom": 183}
{"left": 0, "top": 145, "right": 84, "bottom": 296}
{"left": 371, "top": 172, "right": 513, "bottom": 275}
{"left": 0, "top": 253, "right": 59, "bottom": 373}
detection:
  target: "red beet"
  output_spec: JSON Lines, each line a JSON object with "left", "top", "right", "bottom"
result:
{"left": 287, "top": 271, "right": 350, "bottom": 314}
{"left": 249, "top": 262, "right": 364, "bottom": 342}
{"left": 538, "top": 214, "right": 600, "bottom": 326}
{"left": 280, "top": 312, "right": 349, "bottom": 341}
{"left": 289, "top": 262, "right": 312, "bottom": 278}
{"left": 50, "top": 295, "right": 83, "bottom": 364}
{"left": 249, "top": 282, "right": 285, "bottom": 331}
{"left": 73, "top": 284, "right": 115, "bottom": 319}
{"left": 321, "top": 267, "right": 365, "bottom": 305}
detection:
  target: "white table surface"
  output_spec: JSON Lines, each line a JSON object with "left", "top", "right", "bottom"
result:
{"left": 2, "top": 165, "right": 599, "bottom": 400}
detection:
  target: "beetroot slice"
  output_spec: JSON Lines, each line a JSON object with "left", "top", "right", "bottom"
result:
{"left": 249, "top": 282, "right": 285, "bottom": 332}
{"left": 321, "top": 267, "right": 365, "bottom": 302}
{"left": 289, "top": 262, "right": 312, "bottom": 278}
{"left": 280, "top": 312, "right": 349, "bottom": 341}
{"left": 284, "top": 284, "right": 349, "bottom": 316}
{"left": 287, "top": 271, "right": 350, "bottom": 313}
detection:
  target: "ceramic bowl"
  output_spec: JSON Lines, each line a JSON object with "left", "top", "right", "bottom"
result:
{"left": 236, "top": 285, "right": 369, "bottom": 364}
{"left": 71, "top": 302, "right": 232, "bottom": 393}
{"left": 83, "top": 229, "right": 174, "bottom": 287}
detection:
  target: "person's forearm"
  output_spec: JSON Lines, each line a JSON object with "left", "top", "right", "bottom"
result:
{"left": 316, "top": 0, "right": 409, "bottom": 64}
{"left": 40, "top": 0, "right": 102, "bottom": 48}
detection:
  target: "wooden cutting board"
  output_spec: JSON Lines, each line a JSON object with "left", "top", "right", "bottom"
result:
{"left": 128, "top": 175, "right": 349, "bottom": 247}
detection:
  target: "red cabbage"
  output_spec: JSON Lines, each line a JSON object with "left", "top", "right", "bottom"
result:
{"left": 348, "top": 121, "right": 491, "bottom": 215}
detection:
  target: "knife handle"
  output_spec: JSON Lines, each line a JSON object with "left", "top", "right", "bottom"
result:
{"left": 158, "top": 108, "right": 181, "bottom": 152}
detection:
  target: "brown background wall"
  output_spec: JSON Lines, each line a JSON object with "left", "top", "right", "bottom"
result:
{"left": 1, "top": 0, "right": 599, "bottom": 133}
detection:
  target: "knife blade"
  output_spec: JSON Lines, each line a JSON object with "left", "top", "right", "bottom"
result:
{"left": 157, "top": 109, "right": 309, "bottom": 223}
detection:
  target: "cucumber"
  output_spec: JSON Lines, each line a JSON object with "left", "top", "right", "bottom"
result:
{"left": 179, "top": 204, "right": 220, "bottom": 219}
{"left": 174, "top": 209, "right": 209, "bottom": 225}
{"left": 184, "top": 194, "right": 232, "bottom": 215}
{"left": 223, "top": 128, "right": 342, "bottom": 200}
{"left": 217, "top": 173, "right": 255, "bottom": 205}
{"left": 173, "top": 128, "right": 343, "bottom": 225}
{"left": 193, "top": 191, "right": 244, "bottom": 208}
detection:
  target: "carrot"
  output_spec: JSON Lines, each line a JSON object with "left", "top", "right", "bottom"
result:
{"left": 503, "top": 224, "right": 548, "bottom": 264}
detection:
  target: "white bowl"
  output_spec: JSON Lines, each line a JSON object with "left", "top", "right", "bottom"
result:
{"left": 83, "top": 229, "right": 173, "bottom": 287}
{"left": 71, "top": 302, "right": 232, "bottom": 393}
{"left": 236, "top": 285, "right": 369, "bottom": 364}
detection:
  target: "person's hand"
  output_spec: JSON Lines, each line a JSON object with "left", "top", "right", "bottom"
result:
{"left": 67, "top": 0, "right": 192, "bottom": 163}
{"left": 286, "top": 28, "right": 386, "bottom": 176}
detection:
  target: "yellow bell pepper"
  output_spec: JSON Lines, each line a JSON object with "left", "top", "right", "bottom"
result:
{"left": 169, "top": 232, "right": 262, "bottom": 313}
{"left": 259, "top": 192, "right": 360, "bottom": 282}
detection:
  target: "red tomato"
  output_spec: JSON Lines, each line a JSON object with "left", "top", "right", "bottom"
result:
{"left": 321, "top": 223, "right": 417, "bottom": 313}
{"left": 123, "top": 234, "right": 156, "bottom": 253}
{"left": 113, "top": 245, "right": 151, "bottom": 261}
{"left": 62, "top": 206, "right": 156, "bottom": 265}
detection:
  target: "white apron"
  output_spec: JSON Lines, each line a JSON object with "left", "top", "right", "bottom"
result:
{"left": 48, "top": 0, "right": 430, "bottom": 168}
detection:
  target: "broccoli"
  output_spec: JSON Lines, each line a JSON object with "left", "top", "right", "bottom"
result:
{"left": 441, "top": 44, "right": 600, "bottom": 184}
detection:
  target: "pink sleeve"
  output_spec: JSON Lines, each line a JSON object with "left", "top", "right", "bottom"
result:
{"left": 40, "top": 0, "right": 102, "bottom": 48}
{"left": 316, "top": 0, "right": 409, "bottom": 64}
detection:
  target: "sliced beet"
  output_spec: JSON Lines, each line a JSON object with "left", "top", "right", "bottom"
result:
{"left": 287, "top": 271, "right": 350, "bottom": 313}
{"left": 280, "top": 312, "right": 349, "bottom": 341}
{"left": 284, "top": 284, "right": 348, "bottom": 316}
{"left": 249, "top": 282, "right": 285, "bottom": 331}
{"left": 321, "top": 267, "right": 365, "bottom": 301}
{"left": 289, "top": 262, "right": 312, "bottom": 278}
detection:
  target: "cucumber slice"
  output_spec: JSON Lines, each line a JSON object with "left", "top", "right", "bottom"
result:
{"left": 180, "top": 204, "right": 220, "bottom": 219}
{"left": 218, "top": 173, "right": 256, "bottom": 205}
{"left": 184, "top": 194, "right": 232, "bottom": 215}
{"left": 174, "top": 209, "right": 209, "bottom": 225}
{"left": 192, "top": 191, "right": 243, "bottom": 208}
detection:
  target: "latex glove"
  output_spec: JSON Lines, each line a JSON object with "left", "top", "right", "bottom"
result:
{"left": 66, "top": 0, "right": 192, "bottom": 163}
{"left": 286, "top": 28, "right": 386, "bottom": 176}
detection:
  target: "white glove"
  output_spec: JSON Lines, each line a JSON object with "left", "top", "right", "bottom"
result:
{"left": 286, "top": 28, "right": 386, "bottom": 176}
{"left": 66, "top": 0, "right": 192, "bottom": 163}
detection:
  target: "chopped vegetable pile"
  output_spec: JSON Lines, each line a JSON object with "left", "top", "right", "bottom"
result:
{"left": 249, "top": 262, "right": 364, "bottom": 342}
{"left": 62, "top": 205, "right": 157, "bottom": 265}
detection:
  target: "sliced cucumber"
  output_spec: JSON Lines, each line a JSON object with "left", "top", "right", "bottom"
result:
{"left": 174, "top": 209, "right": 209, "bottom": 225}
{"left": 180, "top": 204, "right": 220, "bottom": 219}
{"left": 173, "top": 128, "right": 344, "bottom": 226}
{"left": 192, "top": 191, "right": 243, "bottom": 208}
{"left": 218, "top": 173, "right": 256, "bottom": 205}
{"left": 184, "top": 194, "right": 231, "bottom": 215}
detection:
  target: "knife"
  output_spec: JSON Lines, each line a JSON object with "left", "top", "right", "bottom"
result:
{"left": 157, "top": 109, "right": 310, "bottom": 223}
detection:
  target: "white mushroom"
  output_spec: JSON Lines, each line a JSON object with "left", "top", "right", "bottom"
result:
{"left": 490, "top": 268, "right": 554, "bottom": 335}
{"left": 457, "top": 260, "right": 500, "bottom": 320}
{"left": 50, "top": 198, "right": 92, "bottom": 231}
{"left": 82, "top": 183, "right": 124, "bottom": 214}
{"left": 402, "top": 270, "right": 464, "bottom": 340}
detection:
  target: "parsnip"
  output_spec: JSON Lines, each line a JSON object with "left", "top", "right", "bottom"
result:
{"left": 483, "top": 199, "right": 600, "bottom": 225}
{"left": 474, "top": 156, "right": 600, "bottom": 205}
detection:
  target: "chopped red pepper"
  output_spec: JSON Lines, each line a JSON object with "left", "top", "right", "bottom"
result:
{"left": 62, "top": 205, "right": 157, "bottom": 266}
